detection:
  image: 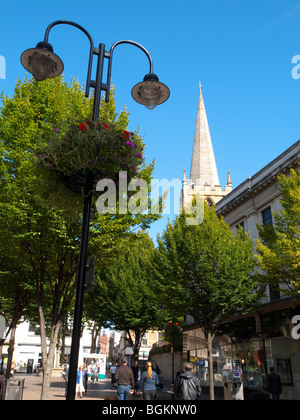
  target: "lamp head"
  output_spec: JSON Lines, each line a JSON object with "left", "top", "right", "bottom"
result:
{"left": 20, "top": 41, "right": 64, "bottom": 81}
{"left": 131, "top": 73, "right": 170, "bottom": 110}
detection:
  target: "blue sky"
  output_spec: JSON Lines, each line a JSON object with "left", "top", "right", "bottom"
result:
{"left": 1, "top": 0, "right": 300, "bottom": 240}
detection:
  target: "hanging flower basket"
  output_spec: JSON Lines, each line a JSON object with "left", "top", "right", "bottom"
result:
{"left": 36, "top": 119, "right": 144, "bottom": 195}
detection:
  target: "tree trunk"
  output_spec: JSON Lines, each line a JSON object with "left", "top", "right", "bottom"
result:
{"left": 207, "top": 331, "right": 215, "bottom": 400}
{"left": 5, "top": 323, "right": 16, "bottom": 381}
{"left": 90, "top": 322, "right": 100, "bottom": 354}
{"left": 40, "top": 324, "right": 62, "bottom": 400}
{"left": 4, "top": 290, "right": 24, "bottom": 380}
{"left": 127, "top": 329, "right": 143, "bottom": 364}
{"left": 38, "top": 304, "right": 63, "bottom": 400}
{"left": 60, "top": 316, "right": 67, "bottom": 367}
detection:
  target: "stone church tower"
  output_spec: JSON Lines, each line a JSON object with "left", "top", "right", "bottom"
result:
{"left": 181, "top": 84, "right": 232, "bottom": 209}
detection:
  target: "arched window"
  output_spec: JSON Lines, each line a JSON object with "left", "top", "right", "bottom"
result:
{"left": 206, "top": 197, "right": 214, "bottom": 207}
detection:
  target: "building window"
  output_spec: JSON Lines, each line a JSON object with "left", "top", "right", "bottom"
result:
{"left": 262, "top": 206, "right": 273, "bottom": 227}
{"left": 236, "top": 221, "right": 245, "bottom": 232}
{"left": 206, "top": 197, "right": 214, "bottom": 207}
{"left": 269, "top": 284, "right": 281, "bottom": 302}
{"left": 141, "top": 334, "right": 147, "bottom": 346}
{"left": 261, "top": 207, "right": 279, "bottom": 300}
{"left": 28, "top": 323, "right": 40, "bottom": 335}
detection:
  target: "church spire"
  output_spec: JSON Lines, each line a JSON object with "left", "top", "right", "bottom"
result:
{"left": 181, "top": 84, "right": 232, "bottom": 210}
{"left": 189, "top": 85, "right": 220, "bottom": 187}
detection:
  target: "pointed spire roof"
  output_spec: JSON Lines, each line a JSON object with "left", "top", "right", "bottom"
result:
{"left": 183, "top": 169, "right": 187, "bottom": 184}
{"left": 189, "top": 85, "right": 220, "bottom": 187}
{"left": 227, "top": 171, "right": 232, "bottom": 186}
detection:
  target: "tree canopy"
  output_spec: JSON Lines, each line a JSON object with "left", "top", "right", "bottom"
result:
{"left": 0, "top": 75, "right": 161, "bottom": 398}
{"left": 154, "top": 203, "right": 260, "bottom": 399}
{"left": 86, "top": 232, "right": 169, "bottom": 361}
{"left": 256, "top": 166, "right": 300, "bottom": 296}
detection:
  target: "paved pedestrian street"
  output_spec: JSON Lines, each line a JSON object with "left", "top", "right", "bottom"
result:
{"left": 8, "top": 373, "right": 212, "bottom": 401}
{"left": 15, "top": 373, "right": 135, "bottom": 401}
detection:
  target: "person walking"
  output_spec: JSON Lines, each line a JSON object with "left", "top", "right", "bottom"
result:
{"left": 114, "top": 357, "right": 134, "bottom": 400}
{"left": 139, "top": 361, "right": 159, "bottom": 400}
{"left": 95, "top": 364, "right": 99, "bottom": 381}
{"left": 110, "top": 362, "right": 117, "bottom": 385}
{"left": 267, "top": 367, "right": 282, "bottom": 400}
{"left": 152, "top": 360, "right": 161, "bottom": 375}
{"left": 89, "top": 361, "right": 97, "bottom": 383}
{"left": 83, "top": 363, "right": 89, "bottom": 395}
{"left": 0, "top": 370, "right": 5, "bottom": 400}
{"left": 64, "top": 364, "right": 69, "bottom": 398}
{"left": 76, "top": 366, "right": 86, "bottom": 398}
{"left": 174, "top": 362, "right": 201, "bottom": 400}
{"left": 131, "top": 361, "right": 141, "bottom": 396}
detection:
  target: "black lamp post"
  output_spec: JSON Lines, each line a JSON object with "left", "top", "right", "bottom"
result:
{"left": 20, "top": 20, "right": 170, "bottom": 400}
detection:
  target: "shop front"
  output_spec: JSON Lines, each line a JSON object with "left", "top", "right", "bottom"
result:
{"left": 182, "top": 305, "right": 300, "bottom": 400}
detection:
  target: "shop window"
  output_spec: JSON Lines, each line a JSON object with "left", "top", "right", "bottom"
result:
{"left": 232, "top": 340, "right": 266, "bottom": 389}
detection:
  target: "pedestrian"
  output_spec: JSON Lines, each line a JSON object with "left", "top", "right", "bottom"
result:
{"left": 0, "top": 370, "right": 5, "bottom": 400}
{"left": 110, "top": 362, "right": 117, "bottom": 384}
{"left": 64, "top": 364, "right": 69, "bottom": 397}
{"left": 95, "top": 364, "right": 99, "bottom": 381}
{"left": 174, "top": 362, "right": 201, "bottom": 400}
{"left": 76, "top": 366, "right": 85, "bottom": 398}
{"left": 83, "top": 363, "right": 89, "bottom": 394}
{"left": 10, "top": 361, "right": 15, "bottom": 378}
{"left": 267, "top": 367, "right": 282, "bottom": 400}
{"left": 89, "top": 361, "right": 97, "bottom": 382}
{"left": 114, "top": 357, "right": 134, "bottom": 400}
{"left": 152, "top": 359, "right": 161, "bottom": 375}
{"left": 131, "top": 361, "right": 141, "bottom": 396}
{"left": 139, "top": 361, "right": 159, "bottom": 400}
{"left": 176, "top": 366, "right": 183, "bottom": 378}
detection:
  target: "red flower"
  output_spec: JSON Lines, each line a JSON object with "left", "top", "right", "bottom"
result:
{"left": 123, "top": 130, "right": 130, "bottom": 139}
{"left": 79, "top": 123, "right": 87, "bottom": 132}
{"left": 103, "top": 124, "right": 110, "bottom": 130}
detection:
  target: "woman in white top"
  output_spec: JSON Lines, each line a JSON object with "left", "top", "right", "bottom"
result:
{"left": 76, "top": 366, "right": 85, "bottom": 398}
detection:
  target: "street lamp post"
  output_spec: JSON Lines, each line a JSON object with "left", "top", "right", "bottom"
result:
{"left": 20, "top": 20, "right": 170, "bottom": 400}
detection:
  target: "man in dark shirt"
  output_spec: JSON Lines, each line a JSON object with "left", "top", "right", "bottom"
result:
{"left": 267, "top": 367, "right": 282, "bottom": 400}
{"left": 115, "top": 358, "right": 134, "bottom": 400}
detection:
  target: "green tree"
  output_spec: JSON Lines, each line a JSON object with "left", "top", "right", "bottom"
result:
{"left": 89, "top": 233, "right": 169, "bottom": 361}
{"left": 256, "top": 167, "right": 300, "bottom": 296}
{"left": 0, "top": 77, "right": 86, "bottom": 398}
{"left": 0, "top": 76, "right": 160, "bottom": 399}
{"left": 154, "top": 204, "right": 260, "bottom": 400}
{"left": 0, "top": 251, "right": 35, "bottom": 379}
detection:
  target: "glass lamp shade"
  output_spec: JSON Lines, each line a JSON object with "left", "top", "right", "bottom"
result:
{"left": 21, "top": 42, "right": 64, "bottom": 81}
{"left": 131, "top": 73, "right": 170, "bottom": 110}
